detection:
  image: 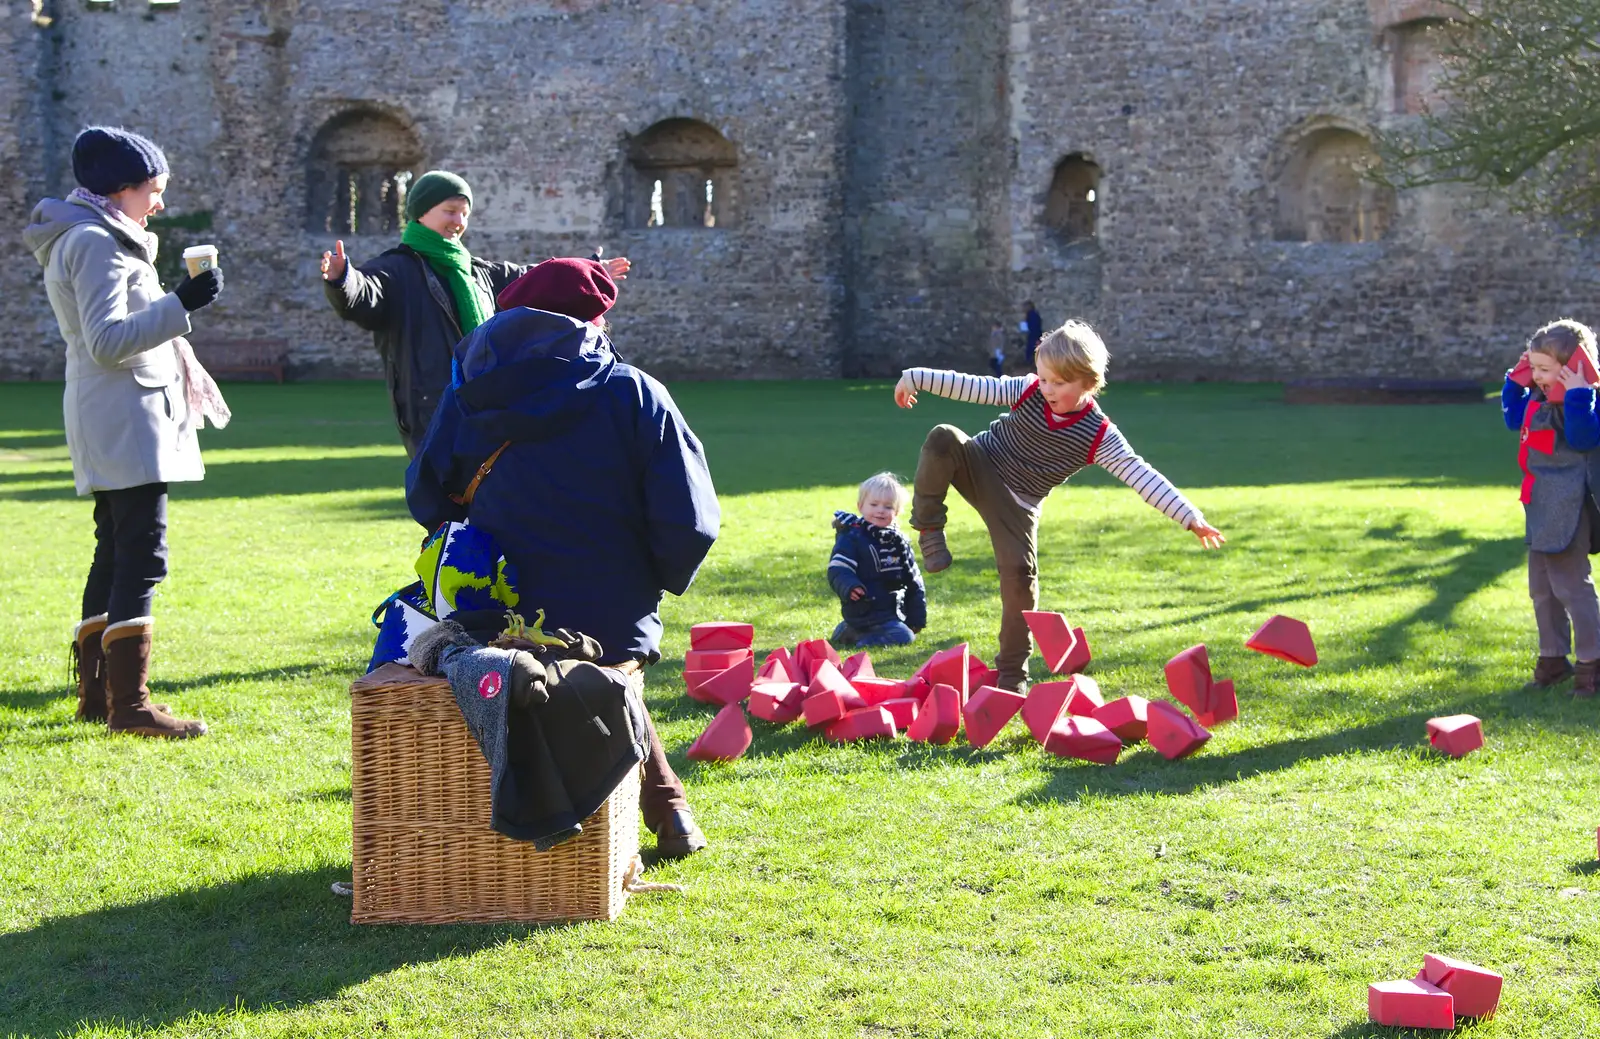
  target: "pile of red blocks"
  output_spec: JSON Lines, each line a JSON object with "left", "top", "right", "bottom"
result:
{"left": 1368, "top": 953, "right": 1502, "bottom": 1027}
{"left": 681, "top": 611, "right": 1321, "bottom": 765}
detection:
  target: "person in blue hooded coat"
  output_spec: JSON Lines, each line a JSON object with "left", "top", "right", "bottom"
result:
{"left": 406, "top": 257, "right": 719, "bottom": 857}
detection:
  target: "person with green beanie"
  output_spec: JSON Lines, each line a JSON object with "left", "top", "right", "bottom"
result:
{"left": 320, "top": 169, "right": 631, "bottom": 456}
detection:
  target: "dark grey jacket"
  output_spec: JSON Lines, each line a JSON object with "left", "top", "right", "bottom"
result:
{"left": 323, "top": 245, "right": 527, "bottom": 455}
{"left": 1525, "top": 401, "right": 1600, "bottom": 554}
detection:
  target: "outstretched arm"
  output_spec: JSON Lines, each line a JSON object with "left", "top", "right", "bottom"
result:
{"left": 1095, "top": 425, "right": 1225, "bottom": 548}
{"left": 322, "top": 242, "right": 393, "bottom": 332}
{"left": 894, "top": 369, "right": 1034, "bottom": 409}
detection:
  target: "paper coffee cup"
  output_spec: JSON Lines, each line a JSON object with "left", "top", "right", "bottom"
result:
{"left": 182, "top": 245, "right": 219, "bottom": 277}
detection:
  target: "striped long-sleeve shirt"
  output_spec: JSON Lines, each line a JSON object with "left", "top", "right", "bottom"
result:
{"left": 905, "top": 368, "right": 1204, "bottom": 528}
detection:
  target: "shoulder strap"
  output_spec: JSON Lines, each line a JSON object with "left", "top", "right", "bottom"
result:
{"left": 449, "top": 441, "right": 513, "bottom": 507}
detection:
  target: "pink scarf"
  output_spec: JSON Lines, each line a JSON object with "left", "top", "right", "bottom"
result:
{"left": 68, "top": 188, "right": 231, "bottom": 431}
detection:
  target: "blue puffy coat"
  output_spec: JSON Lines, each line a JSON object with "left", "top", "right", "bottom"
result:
{"left": 827, "top": 511, "right": 927, "bottom": 632}
{"left": 406, "top": 308, "right": 720, "bottom": 663}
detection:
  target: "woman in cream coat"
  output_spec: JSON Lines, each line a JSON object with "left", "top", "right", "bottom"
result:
{"left": 23, "top": 127, "right": 227, "bottom": 739}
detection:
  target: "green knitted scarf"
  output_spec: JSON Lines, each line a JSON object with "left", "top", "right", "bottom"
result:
{"left": 400, "top": 221, "right": 493, "bottom": 334}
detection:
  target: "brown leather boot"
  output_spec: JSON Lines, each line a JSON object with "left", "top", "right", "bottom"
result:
{"left": 103, "top": 619, "right": 207, "bottom": 739}
{"left": 1574, "top": 659, "right": 1598, "bottom": 700}
{"left": 1532, "top": 655, "right": 1575, "bottom": 688}
{"left": 72, "top": 614, "right": 109, "bottom": 722}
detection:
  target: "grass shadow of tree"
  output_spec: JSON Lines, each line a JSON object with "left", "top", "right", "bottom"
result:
{"left": 0, "top": 867, "right": 550, "bottom": 1037}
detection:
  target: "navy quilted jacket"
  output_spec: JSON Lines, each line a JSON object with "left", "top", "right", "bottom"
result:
{"left": 827, "top": 511, "right": 927, "bottom": 631}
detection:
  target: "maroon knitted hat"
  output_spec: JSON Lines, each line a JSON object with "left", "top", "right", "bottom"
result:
{"left": 495, "top": 257, "right": 617, "bottom": 320}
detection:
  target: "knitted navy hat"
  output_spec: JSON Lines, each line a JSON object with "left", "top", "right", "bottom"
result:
{"left": 71, "top": 127, "right": 169, "bottom": 195}
{"left": 405, "top": 170, "right": 473, "bottom": 223}
{"left": 496, "top": 258, "right": 617, "bottom": 321}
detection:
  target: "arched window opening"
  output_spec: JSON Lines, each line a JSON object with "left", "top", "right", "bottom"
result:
{"left": 628, "top": 118, "right": 737, "bottom": 229}
{"left": 1392, "top": 19, "right": 1449, "bottom": 115}
{"left": 1275, "top": 129, "right": 1395, "bottom": 244}
{"left": 1044, "top": 154, "right": 1102, "bottom": 242}
{"left": 306, "top": 110, "right": 425, "bottom": 235}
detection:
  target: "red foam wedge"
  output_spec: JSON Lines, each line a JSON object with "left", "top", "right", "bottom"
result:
{"left": 1021, "top": 681, "right": 1075, "bottom": 744}
{"left": 1367, "top": 978, "right": 1454, "bottom": 1029}
{"left": 1062, "top": 674, "right": 1104, "bottom": 716}
{"left": 1164, "top": 644, "right": 1213, "bottom": 715}
{"left": 698, "top": 656, "right": 756, "bottom": 706}
{"left": 685, "top": 647, "right": 753, "bottom": 672}
{"left": 1147, "top": 701, "right": 1211, "bottom": 760}
{"left": 801, "top": 689, "right": 849, "bottom": 728}
{"left": 842, "top": 651, "right": 875, "bottom": 681}
{"left": 748, "top": 681, "right": 804, "bottom": 724}
{"left": 1062, "top": 627, "right": 1092, "bottom": 674}
{"left": 967, "top": 654, "right": 997, "bottom": 693}
{"left": 1245, "top": 615, "right": 1317, "bottom": 667}
{"left": 1508, "top": 354, "right": 1533, "bottom": 387}
{"left": 1043, "top": 714, "right": 1123, "bottom": 764}
{"left": 1021, "top": 610, "right": 1078, "bottom": 674}
{"left": 1427, "top": 714, "right": 1484, "bottom": 758}
{"left": 1194, "top": 678, "right": 1237, "bottom": 727}
{"left": 808, "top": 660, "right": 866, "bottom": 710}
{"left": 921, "top": 644, "right": 971, "bottom": 697}
{"left": 686, "top": 703, "right": 752, "bottom": 762}
{"left": 851, "top": 676, "right": 904, "bottom": 706}
{"left": 1092, "top": 695, "right": 1149, "bottom": 743}
{"left": 826, "top": 706, "right": 897, "bottom": 742}
{"left": 683, "top": 669, "right": 722, "bottom": 703}
{"left": 962, "top": 685, "right": 1027, "bottom": 748}
{"left": 880, "top": 697, "right": 920, "bottom": 730}
{"left": 690, "top": 622, "right": 754, "bottom": 651}
{"left": 757, "top": 648, "right": 797, "bottom": 683}
{"left": 794, "top": 638, "right": 841, "bottom": 683}
{"left": 906, "top": 682, "right": 961, "bottom": 744}
{"left": 1419, "top": 954, "right": 1502, "bottom": 1019}
{"left": 900, "top": 675, "right": 932, "bottom": 702}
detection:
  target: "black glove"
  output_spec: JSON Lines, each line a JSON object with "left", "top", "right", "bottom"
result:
{"left": 174, "top": 268, "right": 224, "bottom": 312}
{"left": 509, "top": 650, "right": 550, "bottom": 709}
{"left": 549, "top": 627, "right": 604, "bottom": 662}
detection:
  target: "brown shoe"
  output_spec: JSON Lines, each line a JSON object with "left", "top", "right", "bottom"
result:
{"left": 917, "top": 528, "right": 952, "bottom": 573}
{"left": 72, "top": 614, "right": 109, "bottom": 722}
{"left": 1575, "top": 659, "right": 1598, "bottom": 699}
{"left": 103, "top": 619, "right": 207, "bottom": 739}
{"left": 1532, "top": 655, "right": 1575, "bottom": 688}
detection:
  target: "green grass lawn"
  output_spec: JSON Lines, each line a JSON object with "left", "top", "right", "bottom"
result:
{"left": 2, "top": 378, "right": 1598, "bottom": 1038}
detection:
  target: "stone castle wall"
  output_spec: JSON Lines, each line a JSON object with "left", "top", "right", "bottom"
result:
{"left": 4, "top": 0, "right": 1595, "bottom": 383}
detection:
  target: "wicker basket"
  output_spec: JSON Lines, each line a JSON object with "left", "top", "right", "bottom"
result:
{"left": 349, "top": 662, "right": 640, "bottom": 924}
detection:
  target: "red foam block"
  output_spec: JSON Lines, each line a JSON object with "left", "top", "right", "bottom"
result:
{"left": 683, "top": 669, "right": 722, "bottom": 703}
{"left": 1427, "top": 714, "right": 1484, "bottom": 758}
{"left": 900, "top": 675, "right": 932, "bottom": 703}
{"left": 1063, "top": 627, "right": 1092, "bottom": 674}
{"left": 842, "top": 651, "right": 875, "bottom": 681}
{"left": 1021, "top": 681, "right": 1074, "bottom": 744}
{"left": 690, "top": 622, "right": 754, "bottom": 651}
{"left": 1194, "top": 678, "right": 1237, "bottom": 728}
{"left": 1147, "top": 701, "right": 1211, "bottom": 760}
{"left": 1021, "top": 610, "right": 1078, "bottom": 674}
{"left": 920, "top": 644, "right": 970, "bottom": 697}
{"left": 1092, "top": 695, "right": 1149, "bottom": 743}
{"left": 1508, "top": 354, "right": 1533, "bottom": 387}
{"left": 851, "top": 676, "right": 904, "bottom": 706}
{"left": 686, "top": 703, "right": 753, "bottom": 762}
{"left": 1368, "top": 978, "right": 1454, "bottom": 1029}
{"left": 967, "top": 654, "right": 997, "bottom": 693}
{"left": 757, "top": 648, "right": 797, "bottom": 683}
{"left": 1043, "top": 714, "right": 1123, "bottom": 764}
{"left": 698, "top": 656, "right": 756, "bottom": 706}
{"left": 962, "top": 685, "right": 1027, "bottom": 748}
{"left": 1164, "top": 644, "right": 1213, "bottom": 715}
{"left": 748, "top": 681, "right": 804, "bottom": 724}
{"left": 906, "top": 682, "right": 961, "bottom": 744}
{"left": 685, "top": 647, "right": 753, "bottom": 672}
{"left": 794, "top": 638, "right": 841, "bottom": 683}
{"left": 1543, "top": 348, "right": 1600, "bottom": 404}
{"left": 808, "top": 660, "right": 866, "bottom": 710}
{"left": 1245, "top": 615, "right": 1317, "bottom": 667}
{"left": 1063, "top": 674, "right": 1104, "bottom": 716}
{"left": 1419, "top": 953, "right": 1502, "bottom": 1019}
{"left": 826, "top": 706, "right": 897, "bottom": 742}
{"left": 880, "top": 697, "right": 920, "bottom": 729}
{"left": 801, "top": 689, "right": 848, "bottom": 728}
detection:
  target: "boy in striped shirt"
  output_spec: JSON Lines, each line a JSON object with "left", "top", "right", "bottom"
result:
{"left": 895, "top": 319, "right": 1225, "bottom": 691}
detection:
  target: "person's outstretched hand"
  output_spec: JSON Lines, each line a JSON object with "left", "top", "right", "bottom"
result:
{"left": 1192, "top": 521, "right": 1226, "bottom": 549}
{"left": 320, "top": 239, "right": 347, "bottom": 282}
{"left": 603, "top": 256, "right": 631, "bottom": 281}
{"left": 894, "top": 371, "right": 918, "bottom": 409}
{"left": 174, "top": 268, "right": 223, "bottom": 312}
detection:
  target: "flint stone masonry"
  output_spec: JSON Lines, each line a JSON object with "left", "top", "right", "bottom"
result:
{"left": 4, "top": 0, "right": 1598, "bottom": 383}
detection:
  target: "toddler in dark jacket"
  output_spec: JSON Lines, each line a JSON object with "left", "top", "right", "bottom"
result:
{"left": 828, "top": 472, "right": 927, "bottom": 647}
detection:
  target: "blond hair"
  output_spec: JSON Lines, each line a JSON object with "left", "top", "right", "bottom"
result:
{"left": 858, "top": 471, "right": 908, "bottom": 514}
{"left": 1034, "top": 319, "right": 1108, "bottom": 393}
{"left": 1528, "top": 318, "right": 1598, "bottom": 368}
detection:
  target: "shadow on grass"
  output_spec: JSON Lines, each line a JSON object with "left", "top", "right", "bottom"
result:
{"left": 0, "top": 867, "right": 551, "bottom": 1036}
{"left": 1569, "top": 860, "right": 1600, "bottom": 876}
{"left": 0, "top": 664, "right": 343, "bottom": 730}
{"left": 1325, "top": 1023, "right": 1453, "bottom": 1038}
{"left": 0, "top": 455, "right": 409, "bottom": 503}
